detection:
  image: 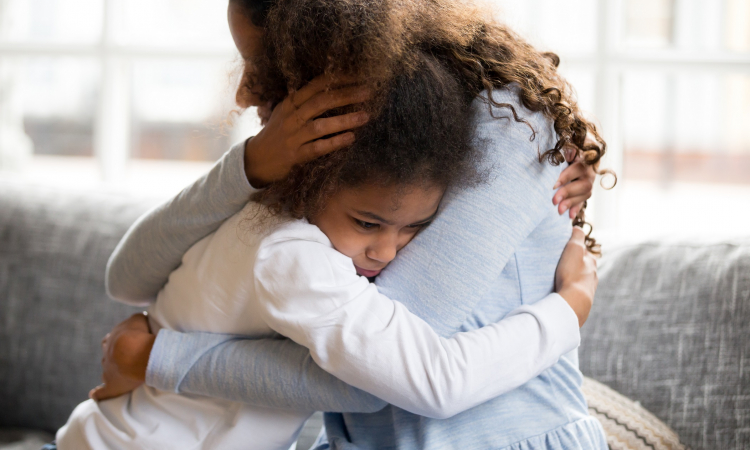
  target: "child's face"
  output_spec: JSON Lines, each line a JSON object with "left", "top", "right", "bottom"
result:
{"left": 311, "top": 184, "right": 444, "bottom": 278}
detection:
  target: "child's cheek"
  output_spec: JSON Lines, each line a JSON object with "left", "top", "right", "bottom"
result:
{"left": 328, "top": 228, "right": 365, "bottom": 261}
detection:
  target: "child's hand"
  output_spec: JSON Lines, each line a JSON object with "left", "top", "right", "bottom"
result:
{"left": 553, "top": 136, "right": 600, "bottom": 218}
{"left": 244, "top": 74, "right": 371, "bottom": 188}
{"left": 555, "top": 227, "right": 598, "bottom": 327}
{"left": 89, "top": 313, "right": 155, "bottom": 402}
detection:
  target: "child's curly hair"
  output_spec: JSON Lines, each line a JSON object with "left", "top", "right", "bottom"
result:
{"left": 233, "top": 0, "right": 613, "bottom": 251}
{"left": 252, "top": 51, "right": 483, "bottom": 220}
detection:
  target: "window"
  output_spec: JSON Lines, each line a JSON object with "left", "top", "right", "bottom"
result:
{"left": 0, "top": 0, "right": 260, "bottom": 194}
{"left": 493, "top": 0, "right": 750, "bottom": 239}
{"left": 2, "top": 0, "right": 749, "bottom": 237}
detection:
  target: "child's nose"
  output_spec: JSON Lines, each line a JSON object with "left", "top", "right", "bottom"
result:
{"left": 367, "top": 235, "right": 398, "bottom": 264}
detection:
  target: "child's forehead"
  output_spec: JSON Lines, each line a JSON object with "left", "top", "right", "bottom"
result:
{"left": 339, "top": 183, "right": 444, "bottom": 221}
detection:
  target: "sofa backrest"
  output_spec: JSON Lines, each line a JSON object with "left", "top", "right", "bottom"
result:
{"left": 2, "top": 180, "right": 748, "bottom": 448}
{"left": 581, "top": 240, "right": 750, "bottom": 450}
{"left": 0, "top": 182, "right": 158, "bottom": 432}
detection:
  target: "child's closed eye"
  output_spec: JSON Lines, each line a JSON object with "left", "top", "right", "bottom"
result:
{"left": 407, "top": 221, "right": 431, "bottom": 229}
{"left": 355, "top": 219, "right": 379, "bottom": 230}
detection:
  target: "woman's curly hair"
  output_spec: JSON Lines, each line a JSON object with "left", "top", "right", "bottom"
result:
{"left": 233, "top": 0, "right": 613, "bottom": 251}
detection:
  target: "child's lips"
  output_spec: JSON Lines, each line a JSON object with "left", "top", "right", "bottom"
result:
{"left": 355, "top": 265, "right": 382, "bottom": 278}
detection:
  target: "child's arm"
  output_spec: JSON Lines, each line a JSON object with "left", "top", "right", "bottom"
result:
{"left": 105, "top": 142, "right": 257, "bottom": 305}
{"left": 148, "top": 291, "right": 577, "bottom": 418}
{"left": 246, "top": 233, "right": 581, "bottom": 419}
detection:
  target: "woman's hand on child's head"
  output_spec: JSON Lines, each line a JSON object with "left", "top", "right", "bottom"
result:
{"left": 552, "top": 145, "right": 598, "bottom": 219}
{"left": 244, "top": 74, "right": 372, "bottom": 188}
{"left": 89, "top": 313, "right": 155, "bottom": 402}
{"left": 555, "top": 227, "right": 598, "bottom": 327}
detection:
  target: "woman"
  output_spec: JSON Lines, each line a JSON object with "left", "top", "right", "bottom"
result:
{"left": 92, "top": 0, "right": 607, "bottom": 449}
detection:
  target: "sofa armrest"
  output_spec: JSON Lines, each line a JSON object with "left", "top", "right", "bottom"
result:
{"left": 581, "top": 240, "right": 750, "bottom": 450}
{"left": 0, "top": 181, "right": 161, "bottom": 433}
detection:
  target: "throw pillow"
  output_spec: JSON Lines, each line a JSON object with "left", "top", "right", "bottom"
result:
{"left": 583, "top": 377, "right": 685, "bottom": 450}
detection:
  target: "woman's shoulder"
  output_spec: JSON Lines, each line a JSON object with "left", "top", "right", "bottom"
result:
{"left": 470, "top": 85, "right": 557, "bottom": 160}
{"left": 472, "top": 85, "right": 555, "bottom": 135}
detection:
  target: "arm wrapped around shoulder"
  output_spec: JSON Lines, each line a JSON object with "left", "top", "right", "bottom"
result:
{"left": 254, "top": 235, "right": 581, "bottom": 419}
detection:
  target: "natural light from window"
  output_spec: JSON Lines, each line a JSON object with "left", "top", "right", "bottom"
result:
{"left": 1, "top": 0, "right": 748, "bottom": 241}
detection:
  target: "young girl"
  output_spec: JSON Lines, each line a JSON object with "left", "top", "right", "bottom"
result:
{"left": 55, "top": 52, "right": 594, "bottom": 450}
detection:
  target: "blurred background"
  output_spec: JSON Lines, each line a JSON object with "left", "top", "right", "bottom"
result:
{"left": 0, "top": 0, "right": 748, "bottom": 241}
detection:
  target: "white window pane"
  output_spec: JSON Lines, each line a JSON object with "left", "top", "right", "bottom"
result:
{"left": 535, "top": 0, "right": 597, "bottom": 54}
{"left": 725, "top": 0, "right": 750, "bottom": 52}
{"left": 4, "top": 57, "right": 100, "bottom": 157}
{"left": 490, "top": 0, "right": 597, "bottom": 54}
{"left": 111, "top": 0, "right": 234, "bottom": 49}
{"left": 622, "top": 71, "right": 750, "bottom": 185}
{"left": 131, "top": 59, "right": 238, "bottom": 161}
{"left": 558, "top": 66, "right": 596, "bottom": 118}
{"left": 0, "top": 0, "right": 103, "bottom": 44}
{"left": 623, "top": 0, "right": 674, "bottom": 48}
{"left": 621, "top": 0, "right": 750, "bottom": 52}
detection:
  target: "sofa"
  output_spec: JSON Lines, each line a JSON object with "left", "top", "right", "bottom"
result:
{"left": 0, "top": 180, "right": 747, "bottom": 450}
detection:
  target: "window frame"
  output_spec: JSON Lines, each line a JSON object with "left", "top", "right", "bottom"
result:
{"left": 1, "top": 0, "right": 749, "bottom": 229}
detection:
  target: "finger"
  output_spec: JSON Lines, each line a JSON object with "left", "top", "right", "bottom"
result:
{"left": 299, "top": 132, "right": 356, "bottom": 161}
{"left": 554, "top": 178, "right": 593, "bottom": 204}
{"left": 290, "top": 74, "right": 361, "bottom": 108}
{"left": 559, "top": 194, "right": 591, "bottom": 215}
{"left": 297, "top": 85, "right": 371, "bottom": 122}
{"left": 553, "top": 161, "right": 587, "bottom": 190}
{"left": 288, "top": 75, "right": 334, "bottom": 107}
{"left": 301, "top": 111, "right": 369, "bottom": 142}
{"left": 583, "top": 161, "right": 597, "bottom": 183}
{"left": 90, "top": 382, "right": 130, "bottom": 402}
{"left": 257, "top": 101, "right": 273, "bottom": 126}
{"left": 568, "top": 204, "right": 583, "bottom": 219}
{"left": 570, "top": 226, "right": 586, "bottom": 243}
{"left": 124, "top": 312, "right": 150, "bottom": 331}
{"left": 563, "top": 145, "right": 578, "bottom": 164}
{"left": 89, "top": 384, "right": 105, "bottom": 400}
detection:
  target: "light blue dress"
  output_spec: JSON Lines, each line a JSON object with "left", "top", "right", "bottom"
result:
{"left": 107, "top": 87, "right": 608, "bottom": 450}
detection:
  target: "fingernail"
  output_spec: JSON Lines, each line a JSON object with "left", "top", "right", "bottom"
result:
{"left": 553, "top": 181, "right": 561, "bottom": 190}
{"left": 552, "top": 195, "right": 559, "bottom": 205}
{"left": 358, "top": 112, "right": 369, "bottom": 123}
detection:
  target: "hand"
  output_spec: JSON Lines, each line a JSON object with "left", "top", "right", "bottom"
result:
{"left": 89, "top": 313, "right": 155, "bottom": 402}
{"left": 555, "top": 227, "right": 598, "bottom": 327}
{"left": 552, "top": 143, "right": 598, "bottom": 219}
{"left": 244, "top": 75, "right": 372, "bottom": 187}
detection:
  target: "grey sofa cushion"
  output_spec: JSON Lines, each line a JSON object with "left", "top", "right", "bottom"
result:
{"left": 0, "top": 182, "right": 159, "bottom": 433}
{"left": 581, "top": 240, "right": 750, "bottom": 450}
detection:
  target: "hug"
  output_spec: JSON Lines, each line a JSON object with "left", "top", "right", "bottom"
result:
{"left": 51, "top": 0, "right": 607, "bottom": 448}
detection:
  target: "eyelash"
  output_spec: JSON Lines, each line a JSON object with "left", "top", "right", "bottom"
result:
{"left": 354, "top": 219, "right": 432, "bottom": 231}
{"left": 355, "top": 219, "right": 378, "bottom": 230}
